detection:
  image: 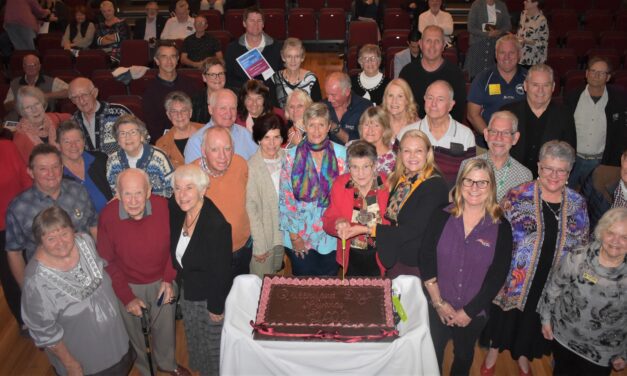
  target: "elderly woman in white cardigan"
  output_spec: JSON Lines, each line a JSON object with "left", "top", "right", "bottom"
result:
{"left": 246, "top": 113, "right": 288, "bottom": 277}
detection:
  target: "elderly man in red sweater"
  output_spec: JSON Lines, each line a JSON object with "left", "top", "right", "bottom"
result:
{"left": 97, "top": 168, "right": 190, "bottom": 376}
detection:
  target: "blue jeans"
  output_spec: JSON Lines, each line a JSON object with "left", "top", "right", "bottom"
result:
{"left": 568, "top": 156, "right": 601, "bottom": 188}
{"left": 285, "top": 247, "right": 338, "bottom": 276}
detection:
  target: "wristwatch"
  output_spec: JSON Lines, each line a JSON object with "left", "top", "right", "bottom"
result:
{"left": 329, "top": 123, "right": 341, "bottom": 135}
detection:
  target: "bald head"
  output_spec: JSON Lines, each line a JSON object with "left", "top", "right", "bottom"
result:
{"left": 116, "top": 168, "right": 151, "bottom": 220}
{"left": 202, "top": 127, "right": 234, "bottom": 174}
{"left": 68, "top": 77, "right": 98, "bottom": 114}
{"left": 325, "top": 72, "right": 351, "bottom": 109}
{"left": 22, "top": 54, "right": 41, "bottom": 78}
{"left": 208, "top": 89, "right": 237, "bottom": 128}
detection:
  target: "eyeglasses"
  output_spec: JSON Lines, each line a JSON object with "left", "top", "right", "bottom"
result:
{"left": 539, "top": 166, "right": 570, "bottom": 177}
{"left": 588, "top": 69, "right": 609, "bottom": 77}
{"left": 284, "top": 55, "right": 302, "bottom": 60}
{"left": 118, "top": 129, "right": 140, "bottom": 138}
{"left": 167, "top": 109, "right": 190, "bottom": 117}
{"left": 204, "top": 72, "right": 225, "bottom": 79}
{"left": 360, "top": 56, "right": 380, "bottom": 63}
{"left": 486, "top": 128, "right": 515, "bottom": 138}
{"left": 461, "top": 178, "right": 489, "bottom": 189}
{"left": 68, "top": 88, "right": 95, "bottom": 103}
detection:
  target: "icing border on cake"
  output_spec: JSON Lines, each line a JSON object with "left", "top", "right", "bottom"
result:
{"left": 255, "top": 276, "right": 395, "bottom": 328}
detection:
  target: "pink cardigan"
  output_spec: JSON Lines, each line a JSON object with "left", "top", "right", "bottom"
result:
{"left": 322, "top": 173, "right": 390, "bottom": 276}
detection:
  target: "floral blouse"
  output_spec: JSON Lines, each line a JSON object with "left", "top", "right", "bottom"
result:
{"left": 517, "top": 10, "right": 548, "bottom": 66}
{"left": 377, "top": 149, "right": 396, "bottom": 177}
{"left": 278, "top": 142, "right": 347, "bottom": 253}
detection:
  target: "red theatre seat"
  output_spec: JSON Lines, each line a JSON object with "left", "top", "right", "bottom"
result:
{"left": 224, "top": 9, "right": 245, "bottom": 39}
{"left": 318, "top": 8, "right": 346, "bottom": 41}
{"left": 383, "top": 8, "right": 411, "bottom": 30}
{"left": 288, "top": 9, "right": 316, "bottom": 41}
{"left": 263, "top": 9, "right": 286, "bottom": 40}
{"left": 75, "top": 50, "right": 110, "bottom": 77}
{"left": 199, "top": 9, "right": 222, "bottom": 31}
{"left": 120, "top": 39, "right": 150, "bottom": 67}
{"left": 298, "top": 0, "right": 325, "bottom": 12}
{"left": 348, "top": 21, "right": 379, "bottom": 49}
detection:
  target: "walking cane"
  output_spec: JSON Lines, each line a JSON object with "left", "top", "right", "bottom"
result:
{"left": 140, "top": 307, "right": 156, "bottom": 376}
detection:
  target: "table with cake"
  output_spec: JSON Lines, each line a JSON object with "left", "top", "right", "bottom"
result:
{"left": 220, "top": 274, "right": 439, "bottom": 375}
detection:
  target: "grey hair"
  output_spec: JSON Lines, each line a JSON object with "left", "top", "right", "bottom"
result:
{"left": 115, "top": 168, "right": 151, "bottom": 195}
{"left": 303, "top": 102, "right": 330, "bottom": 126}
{"left": 56, "top": 119, "right": 85, "bottom": 142}
{"left": 347, "top": 140, "right": 378, "bottom": 165}
{"left": 538, "top": 140, "right": 576, "bottom": 168}
{"left": 594, "top": 207, "right": 627, "bottom": 243}
{"left": 327, "top": 72, "right": 351, "bottom": 91}
{"left": 112, "top": 114, "right": 149, "bottom": 141}
{"left": 200, "top": 126, "right": 234, "bottom": 154}
{"left": 527, "top": 63, "right": 554, "bottom": 84}
{"left": 208, "top": 88, "right": 236, "bottom": 108}
{"left": 426, "top": 80, "right": 454, "bottom": 101}
{"left": 172, "top": 164, "right": 210, "bottom": 192}
{"left": 488, "top": 110, "right": 519, "bottom": 133}
{"left": 32, "top": 206, "right": 75, "bottom": 246}
{"left": 164, "top": 91, "right": 192, "bottom": 112}
{"left": 16, "top": 86, "right": 48, "bottom": 117}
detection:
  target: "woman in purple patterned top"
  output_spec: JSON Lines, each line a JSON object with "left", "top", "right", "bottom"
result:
{"left": 358, "top": 106, "right": 396, "bottom": 177}
{"left": 420, "top": 159, "right": 513, "bottom": 375}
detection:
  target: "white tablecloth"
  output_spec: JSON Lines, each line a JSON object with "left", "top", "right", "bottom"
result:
{"left": 220, "top": 275, "right": 439, "bottom": 376}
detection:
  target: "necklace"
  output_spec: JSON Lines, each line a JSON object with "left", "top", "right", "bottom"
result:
{"left": 283, "top": 69, "right": 301, "bottom": 85}
{"left": 542, "top": 199, "right": 561, "bottom": 221}
{"left": 183, "top": 207, "right": 202, "bottom": 237}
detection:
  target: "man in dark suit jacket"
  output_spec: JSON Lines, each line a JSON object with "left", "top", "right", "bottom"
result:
{"left": 502, "top": 64, "right": 576, "bottom": 176}
{"left": 133, "top": 1, "right": 167, "bottom": 41}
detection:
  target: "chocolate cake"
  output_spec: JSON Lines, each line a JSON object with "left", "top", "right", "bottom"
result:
{"left": 251, "top": 276, "right": 398, "bottom": 342}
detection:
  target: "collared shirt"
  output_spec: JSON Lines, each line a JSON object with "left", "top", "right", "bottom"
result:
{"left": 458, "top": 153, "right": 533, "bottom": 201}
{"left": 81, "top": 101, "right": 101, "bottom": 148}
{"left": 63, "top": 151, "right": 108, "bottom": 213}
{"left": 5, "top": 179, "right": 97, "bottom": 260}
{"left": 574, "top": 85, "right": 608, "bottom": 156}
{"left": 402, "top": 115, "right": 476, "bottom": 151}
{"left": 184, "top": 120, "right": 259, "bottom": 163}
{"left": 468, "top": 65, "right": 527, "bottom": 125}
{"left": 437, "top": 212, "right": 499, "bottom": 311}
{"left": 72, "top": 101, "right": 132, "bottom": 155}
{"left": 323, "top": 95, "right": 372, "bottom": 144}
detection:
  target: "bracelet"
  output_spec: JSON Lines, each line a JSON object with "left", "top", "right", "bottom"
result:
{"left": 431, "top": 299, "right": 446, "bottom": 309}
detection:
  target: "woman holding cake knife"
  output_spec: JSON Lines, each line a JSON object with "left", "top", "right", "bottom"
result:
{"left": 322, "top": 141, "right": 390, "bottom": 277}
{"left": 420, "top": 159, "right": 512, "bottom": 375}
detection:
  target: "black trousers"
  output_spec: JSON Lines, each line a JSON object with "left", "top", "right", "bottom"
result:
{"left": 428, "top": 305, "right": 487, "bottom": 376}
{"left": 552, "top": 340, "right": 612, "bottom": 376}
{"left": 0, "top": 231, "right": 23, "bottom": 326}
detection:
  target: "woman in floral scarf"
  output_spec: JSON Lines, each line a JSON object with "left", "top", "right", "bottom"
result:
{"left": 278, "top": 103, "right": 346, "bottom": 276}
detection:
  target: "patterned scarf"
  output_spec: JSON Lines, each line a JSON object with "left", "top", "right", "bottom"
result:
{"left": 385, "top": 167, "right": 433, "bottom": 222}
{"left": 291, "top": 137, "right": 339, "bottom": 207}
{"left": 612, "top": 180, "right": 627, "bottom": 209}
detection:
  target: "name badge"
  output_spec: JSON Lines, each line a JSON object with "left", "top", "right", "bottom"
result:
{"left": 583, "top": 271, "right": 598, "bottom": 284}
{"left": 488, "top": 84, "right": 501, "bottom": 95}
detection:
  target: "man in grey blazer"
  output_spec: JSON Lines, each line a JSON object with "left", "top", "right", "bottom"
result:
{"left": 393, "top": 29, "right": 422, "bottom": 78}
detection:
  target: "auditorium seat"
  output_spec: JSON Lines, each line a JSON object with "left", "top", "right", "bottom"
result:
{"left": 92, "top": 74, "right": 128, "bottom": 99}
{"left": 565, "top": 30, "right": 597, "bottom": 60}
{"left": 298, "top": 0, "right": 325, "bottom": 12}
{"left": 383, "top": 8, "right": 411, "bottom": 30}
{"left": 615, "top": 10, "right": 627, "bottom": 32}
{"left": 570, "top": 0, "right": 590, "bottom": 14}
{"left": 264, "top": 8, "right": 286, "bottom": 40}
{"left": 108, "top": 95, "right": 144, "bottom": 121}
{"left": 199, "top": 9, "right": 222, "bottom": 31}
{"left": 443, "top": 47, "right": 459, "bottom": 66}
{"left": 128, "top": 69, "right": 158, "bottom": 95}
{"left": 346, "top": 45, "right": 359, "bottom": 71}
{"left": 288, "top": 8, "right": 316, "bottom": 41}
{"left": 37, "top": 33, "right": 64, "bottom": 56}
{"left": 385, "top": 46, "right": 406, "bottom": 79}
{"left": 563, "top": 70, "right": 586, "bottom": 95}
{"left": 585, "top": 48, "right": 621, "bottom": 70}
{"left": 258, "top": 0, "right": 285, "bottom": 9}
{"left": 549, "top": 9, "right": 579, "bottom": 41}
{"left": 326, "top": 0, "right": 352, "bottom": 12}
{"left": 381, "top": 29, "right": 409, "bottom": 54}
{"left": 318, "top": 8, "right": 346, "bottom": 41}
{"left": 505, "top": 0, "right": 523, "bottom": 13}
{"left": 51, "top": 69, "right": 81, "bottom": 84}
{"left": 543, "top": 0, "right": 563, "bottom": 13}
{"left": 208, "top": 30, "right": 233, "bottom": 54}
{"left": 599, "top": 31, "right": 627, "bottom": 55}
{"left": 42, "top": 50, "right": 73, "bottom": 75}
{"left": 120, "top": 39, "right": 150, "bottom": 67}
{"left": 595, "top": 0, "right": 622, "bottom": 12}
{"left": 583, "top": 10, "right": 613, "bottom": 33}
{"left": 546, "top": 48, "right": 578, "bottom": 81}
{"left": 224, "top": 9, "right": 245, "bottom": 39}
{"left": 75, "top": 50, "right": 110, "bottom": 77}
{"left": 348, "top": 21, "right": 379, "bottom": 49}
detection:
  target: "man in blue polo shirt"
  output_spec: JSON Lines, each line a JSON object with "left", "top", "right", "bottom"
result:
{"left": 322, "top": 72, "right": 372, "bottom": 145}
{"left": 467, "top": 34, "right": 527, "bottom": 150}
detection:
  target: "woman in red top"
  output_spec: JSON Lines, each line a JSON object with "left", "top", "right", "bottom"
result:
{"left": 322, "top": 140, "right": 390, "bottom": 277}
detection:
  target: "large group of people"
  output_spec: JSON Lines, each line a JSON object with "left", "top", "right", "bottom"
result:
{"left": 0, "top": 1, "right": 626, "bottom": 376}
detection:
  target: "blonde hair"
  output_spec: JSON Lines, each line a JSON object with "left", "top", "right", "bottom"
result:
{"left": 281, "top": 37, "right": 305, "bottom": 59}
{"left": 285, "top": 88, "right": 313, "bottom": 121}
{"left": 450, "top": 159, "right": 502, "bottom": 223}
{"left": 387, "top": 129, "right": 437, "bottom": 189}
{"left": 594, "top": 207, "right": 627, "bottom": 243}
{"left": 382, "top": 78, "right": 419, "bottom": 123}
{"left": 358, "top": 106, "right": 393, "bottom": 146}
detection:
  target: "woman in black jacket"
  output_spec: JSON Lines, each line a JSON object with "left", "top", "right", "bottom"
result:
{"left": 375, "top": 129, "right": 449, "bottom": 277}
{"left": 57, "top": 120, "right": 112, "bottom": 213}
{"left": 169, "top": 164, "right": 233, "bottom": 376}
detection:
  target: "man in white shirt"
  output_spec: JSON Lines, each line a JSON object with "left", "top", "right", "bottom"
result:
{"left": 402, "top": 80, "right": 476, "bottom": 186}
{"left": 565, "top": 56, "right": 627, "bottom": 188}
{"left": 160, "top": 0, "right": 195, "bottom": 40}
